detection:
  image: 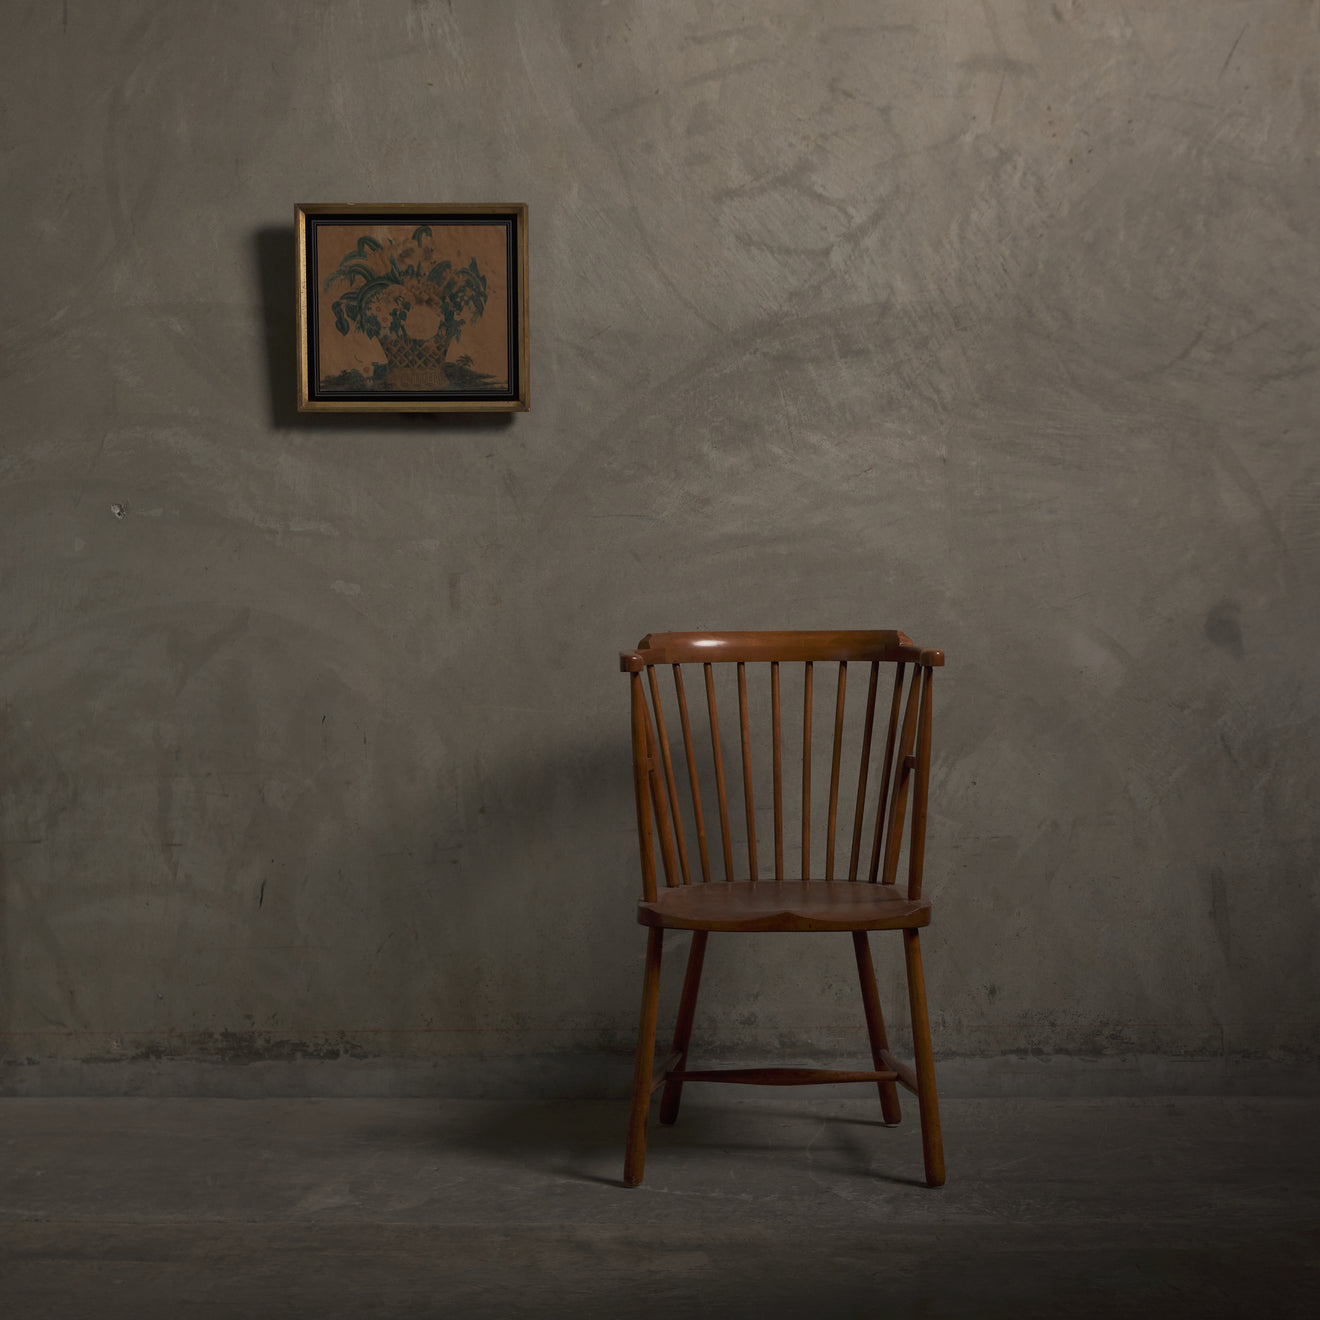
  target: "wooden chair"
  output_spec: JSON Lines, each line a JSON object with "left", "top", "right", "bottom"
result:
{"left": 620, "top": 631, "right": 946, "bottom": 1188}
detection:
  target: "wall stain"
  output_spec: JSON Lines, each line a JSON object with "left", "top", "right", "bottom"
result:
{"left": 76, "top": 1031, "right": 375, "bottom": 1065}
{"left": 168, "top": 608, "right": 252, "bottom": 694}
{"left": 1209, "top": 867, "right": 1232, "bottom": 959}
{"left": 1219, "top": 23, "right": 1248, "bottom": 80}
{"left": 1204, "top": 601, "right": 1244, "bottom": 659}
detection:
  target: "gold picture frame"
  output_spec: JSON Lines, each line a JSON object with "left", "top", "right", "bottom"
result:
{"left": 295, "top": 203, "right": 528, "bottom": 412}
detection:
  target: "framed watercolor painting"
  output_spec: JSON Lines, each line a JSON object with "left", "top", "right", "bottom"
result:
{"left": 295, "top": 203, "right": 528, "bottom": 412}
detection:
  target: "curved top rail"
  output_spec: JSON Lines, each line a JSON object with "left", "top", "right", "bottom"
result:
{"left": 620, "top": 630, "right": 943, "bottom": 671}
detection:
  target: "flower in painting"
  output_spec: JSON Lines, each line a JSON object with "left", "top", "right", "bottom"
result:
{"left": 323, "top": 224, "right": 489, "bottom": 373}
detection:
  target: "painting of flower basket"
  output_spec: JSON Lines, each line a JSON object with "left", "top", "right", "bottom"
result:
{"left": 296, "top": 204, "right": 528, "bottom": 412}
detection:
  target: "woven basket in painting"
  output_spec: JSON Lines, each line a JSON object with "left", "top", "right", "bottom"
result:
{"left": 381, "top": 335, "right": 448, "bottom": 390}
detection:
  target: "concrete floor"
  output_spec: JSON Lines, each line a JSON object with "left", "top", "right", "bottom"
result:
{"left": 1, "top": 1095, "right": 1316, "bottom": 1318}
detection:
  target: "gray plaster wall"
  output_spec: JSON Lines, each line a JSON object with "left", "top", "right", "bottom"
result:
{"left": 2, "top": 0, "right": 1317, "bottom": 1097}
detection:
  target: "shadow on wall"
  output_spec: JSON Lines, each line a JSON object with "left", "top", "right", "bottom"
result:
{"left": 250, "top": 227, "right": 514, "bottom": 434}
{"left": 0, "top": 848, "right": 7, "bottom": 1068}
{"left": 0, "top": 589, "right": 641, "bottom": 1088}
{"left": 0, "top": 702, "right": 90, "bottom": 1072}
{"left": 227, "top": 719, "right": 641, "bottom": 1073}
{"left": 348, "top": 726, "right": 641, "bottom": 1060}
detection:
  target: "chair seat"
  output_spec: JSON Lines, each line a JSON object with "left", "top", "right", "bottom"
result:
{"left": 637, "top": 880, "right": 932, "bottom": 933}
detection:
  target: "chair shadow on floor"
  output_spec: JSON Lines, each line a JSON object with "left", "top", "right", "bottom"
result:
{"left": 348, "top": 1096, "right": 930, "bottom": 1190}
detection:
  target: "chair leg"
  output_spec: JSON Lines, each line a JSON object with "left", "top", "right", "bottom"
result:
{"left": 903, "top": 928, "right": 945, "bottom": 1188}
{"left": 623, "top": 928, "right": 664, "bottom": 1187}
{"left": 852, "top": 931, "right": 902, "bottom": 1126}
{"left": 659, "top": 931, "right": 708, "bottom": 1125}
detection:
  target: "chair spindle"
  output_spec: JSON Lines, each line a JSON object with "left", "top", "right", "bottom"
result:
{"left": 704, "top": 662, "right": 735, "bottom": 881}
{"left": 647, "top": 665, "right": 691, "bottom": 886}
{"left": 736, "top": 662, "right": 758, "bottom": 880}
{"left": 868, "top": 662, "right": 907, "bottom": 883}
{"left": 906, "top": 666, "right": 934, "bottom": 901}
{"left": 671, "top": 665, "right": 712, "bottom": 884}
{"left": 629, "top": 672, "right": 658, "bottom": 902}
{"left": 848, "top": 661, "right": 881, "bottom": 881}
{"left": 878, "top": 665, "right": 922, "bottom": 887}
{"left": 771, "top": 661, "right": 784, "bottom": 880}
{"left": 640, "top": 687, "right": 680, "bottom": 888}
{"left": 825, "top": 661, "right": 847, "bottom": 880}
{"left": 801, "top": 660, "right": 813, "bottom": 877}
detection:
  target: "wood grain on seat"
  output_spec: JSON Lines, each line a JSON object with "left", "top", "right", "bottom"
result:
{"left": 637, "top": 880, "right": 932, "bottom": 932}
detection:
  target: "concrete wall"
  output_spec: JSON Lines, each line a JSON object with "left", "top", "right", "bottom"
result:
{"left": 3, "top": 0, "right": 1317, "bottom": 1096}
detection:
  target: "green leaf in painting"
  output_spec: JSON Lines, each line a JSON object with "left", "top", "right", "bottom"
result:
{"left": 342, "top": 261, "right": 377, "bottom": 286}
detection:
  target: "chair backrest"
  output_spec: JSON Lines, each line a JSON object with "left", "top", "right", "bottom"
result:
{"left": 620, "top": 631, "right": 943, "bottom": 904}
